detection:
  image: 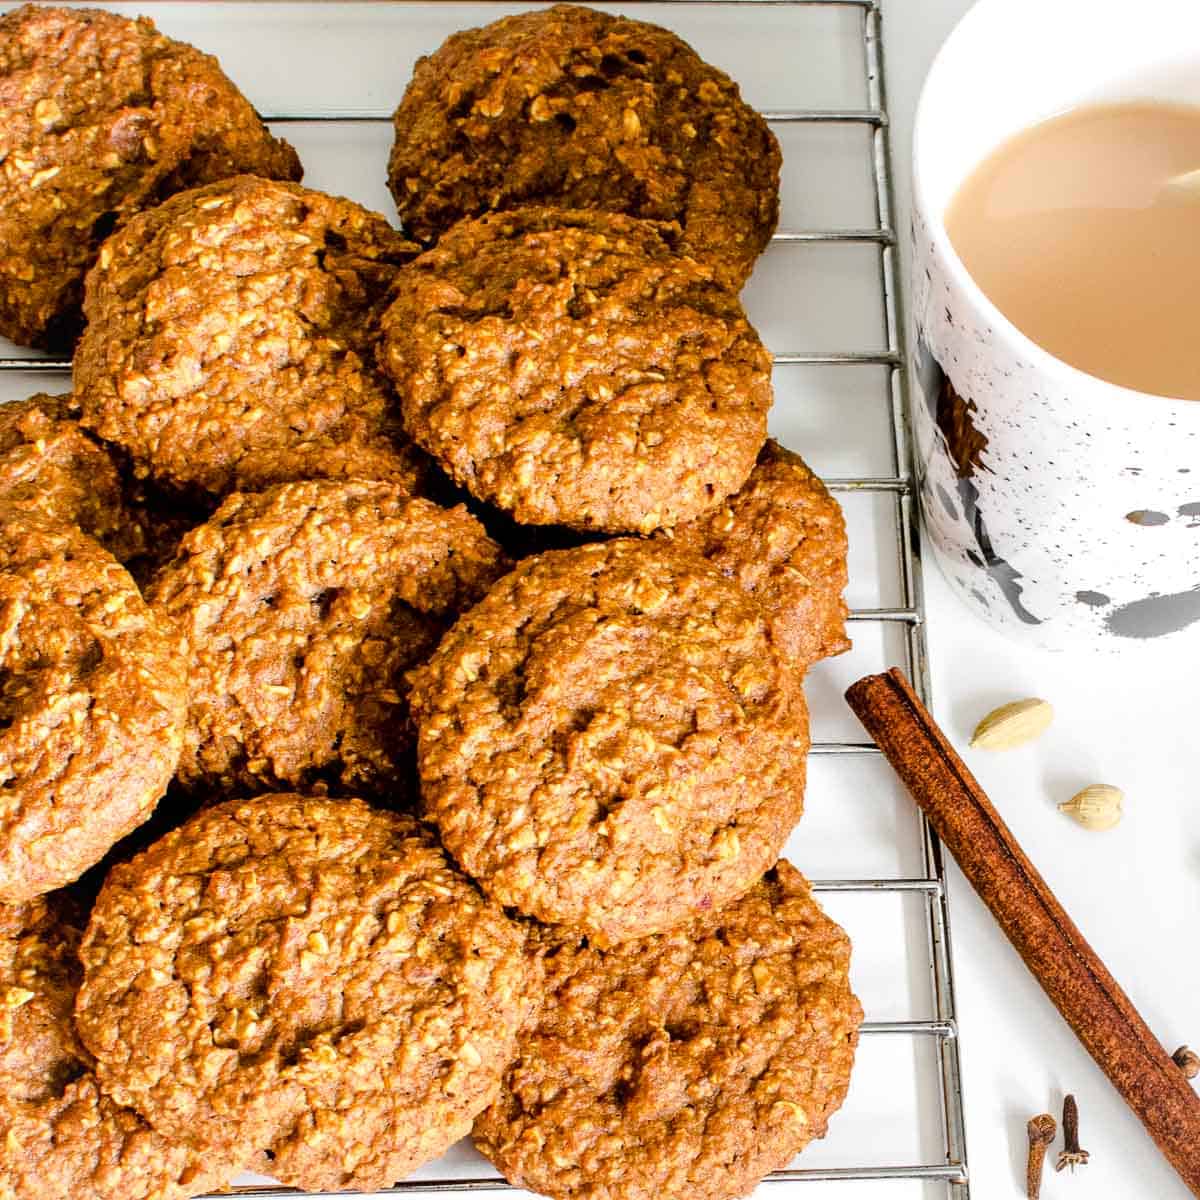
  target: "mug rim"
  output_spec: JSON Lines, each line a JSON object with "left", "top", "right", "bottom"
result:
{"left": 912, "top": 0, "right": 1199, "bottom": 408}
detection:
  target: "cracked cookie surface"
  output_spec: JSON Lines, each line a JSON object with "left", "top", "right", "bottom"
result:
{"left": 0, "top": 393, "right": 144, "bottom": 563}
{"left": 0, "top": 894, "right": 241, "bottom": 1200}
{"left": 664, "top": 440, "right": 850, "bottom": 667}
{"left": 387, "top": 3, "right": 779, "bottom": 289}
{"left": 410, "top": 538, "right": 809, "bottom": 945}
{"left": 75, "top": 794, "right": 533, "bottom": 1192}
{"left": 474, "top": 862, "right": 862, "bottom": 1200}
{"left": 382, "top": 207, "right": 771, "bottom": 535}
{"left": 147, "top": 479, "right": 507, "bottom": 800}
{"left": 0, "top": 4, "right": 301, "bottom": 350}
{"left": 75, "top": 175, "right": 425, "bottom": 498}
{"left": 0, "top": 510, "right": 186, "bottom": 902}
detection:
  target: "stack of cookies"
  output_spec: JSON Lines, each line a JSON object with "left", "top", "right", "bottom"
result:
{"left": 0, "top": 5, "right": 863, "bottom": 1200}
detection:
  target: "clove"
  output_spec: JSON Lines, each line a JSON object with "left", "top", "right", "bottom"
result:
{"left": 1055, "top": 1093, "right": 1089, "bottom": 1172}
{"left": 1174, "top": 1046, "right": 1200, "bottom": 1080}
{"left": 1026, "top": 1112, "right": 1057, "bottom": 1199}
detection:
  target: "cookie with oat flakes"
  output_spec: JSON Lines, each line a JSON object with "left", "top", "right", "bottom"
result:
{"left": 0, "top": 393, "right": 144, "bottom": 563}
{"left": 387, "top": 3, "right": 780, "bottom": 290}
{"left": 381, "top": 207, "right": 771, "bottom": 535}
{"left": 409, "top": 537, "right": 809, "bottom": 946}
{"left": 0, "top": 510, "right": 186, "bottom": 902}
{"left": 664, "top": 439, "right": 851, "bottom": 667}
{"left": 0, "top": 894, "right": 244, "bottom": 1200}
{"left": 474, "top": 862, "right": 862, "bottom": 1200}
{"left": 75, "top": 795, "right": 533, "bottom": 1192}
{"left": 75, "top": 176, "right": 425, "bottom": 498}
{"left": 146, "top": 479, "right": 508, "bottom": 800}
{"left": 0, "top": 4, "right": 301, "bottom": 350}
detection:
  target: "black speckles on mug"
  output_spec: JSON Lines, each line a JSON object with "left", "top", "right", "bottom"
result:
{"left": 1125, "top": 509, "right": 1169, "bottom": 526}
{"left": 1075, "top": 590, "right": 1110, "bottom": 607}
{"left": 915, "top": 333, "right": 1041, "bottom": 626}
{"left": 1104, "top": 587, "right": 1200, "bottom": 638}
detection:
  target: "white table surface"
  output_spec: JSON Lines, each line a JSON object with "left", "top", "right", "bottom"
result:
{"left": 0, "top": 4, "right": 1193, "bottom": 1199}
{"left": 886, "top": 3, "right": 1200, "bottom": 1197}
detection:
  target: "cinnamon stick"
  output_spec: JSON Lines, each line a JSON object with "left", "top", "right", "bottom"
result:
{"left": 846, "top": 668, "right": 1200, "bottom": 1198}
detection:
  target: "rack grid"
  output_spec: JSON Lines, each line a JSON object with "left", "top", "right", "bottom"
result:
{"left": 0, "top": 1, "right": 969, "bottom": 1195}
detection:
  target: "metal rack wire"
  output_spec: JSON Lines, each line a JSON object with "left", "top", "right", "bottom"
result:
{"left": 0, "top": 1, "right": 969, "bottom": 1195}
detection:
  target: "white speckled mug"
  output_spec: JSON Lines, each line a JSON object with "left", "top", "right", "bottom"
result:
{"left": 912, "top": 0, "right": 1200, "bottom": 648}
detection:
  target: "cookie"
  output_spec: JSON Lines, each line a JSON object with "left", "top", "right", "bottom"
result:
{"left": 0, "top": 895, "right": 241, "bottom": 1200}
{"left": 75, "top": 175, "right": 427, "bottom": 498}
{"left": 474, "top": 862, "right": 862, "bottom": 1200}
{"left": 76, "top": 794, "right": 533, "bottom": 1192}
{"left": 409, "top": 538, "right": 809, "bottom": 945}
{"left": 381, "top": 207, "right": 771, "bottom": 534}
{"left": 147, "top": 479, "right": 508, "bottom": 799}
{"left": 0, "top": 393, "right": 144, "bottom": 562}
{"left": 664, "top": 440, "right": 851, "bottom": 666}
{"left": 0, "top": 511, "right": 186, "bottom": 902}
{"left": 0, "top": 894, "right": 83, "bottom": 1106}
{"left": 0, "top": 4, "right": 301, "bottom": 350}
{"left": 387, "top": 3, "right": 780, "bottom": 289}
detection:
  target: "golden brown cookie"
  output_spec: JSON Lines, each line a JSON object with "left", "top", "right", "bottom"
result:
{"left": 74, "top": 176, "right": 426, "bottom": 498}
{"left": 0, "top": 4, "right": 301, "bottom": 350}
{"left": 664, "top": 440, "right": 851, "bottom": 667}
{"left": 0, "top": 511, "right": 186, "bottom": 902}
{"left": 0, "top": 895, "right": 83, "bottom": 1106}
{"left": 387, "top": 3, "right": 780, "bottom": 289}
{"left": 0, "top": 895, "right": 243, "bottom": 1200}
{"left": 76, "top": 795, "right": 533, "bottom": 1192}
{"left": 0, "top": 393, "right": 144, "bottom": 562}
{"left": 381, "top": 207, "right": 771, "bottom": 534}
{"left": 147, "top": 479, "right": 508, "bottom": 800}
{"left": 474, "top": 862, "right": 862, "bottom": 1200}
{"left": 409, "top": 538, "right": 809, "bottom": 946}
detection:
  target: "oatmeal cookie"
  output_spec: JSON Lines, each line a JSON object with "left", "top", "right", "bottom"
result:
{"left": 75, "top": 175, "right": 426, "bottom": 497}
{"left": 387, "top": 3, "right": 779, "bottom": 289}
{"left": 410, "top": 538, "right": 809, "bottom": 945}
{"left": 381, "top": 208, "right": 771, "bottom": 534}
{"left": 0, "top": 393, "right": 144, "bottom": 562}
{"left": 0, "top": 894, "right": 82, "bottom": 1106}
{"left": 665, "top": 440, "right": 850, "bottom": 666}
{"left": 0, "top": 4, "right": 301, "bottom": 350}
{"left": 474, "top": 862, "right": 862, "bottom": 1200}
{"left": 76, "top": 795, "right": 532, "bottom": 1192}
{"left": 147, "top": 479, "right": 507, "bottom": 799}
{"left": 0, "top": 511, "right": 186, "bottom": 902}
{"left": 0, "top": 895, "right": 241, "bottom": 1200}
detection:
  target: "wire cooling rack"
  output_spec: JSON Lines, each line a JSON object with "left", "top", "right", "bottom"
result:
{"left": 0, "top": 1, "right": 969, "bottom": 1196}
